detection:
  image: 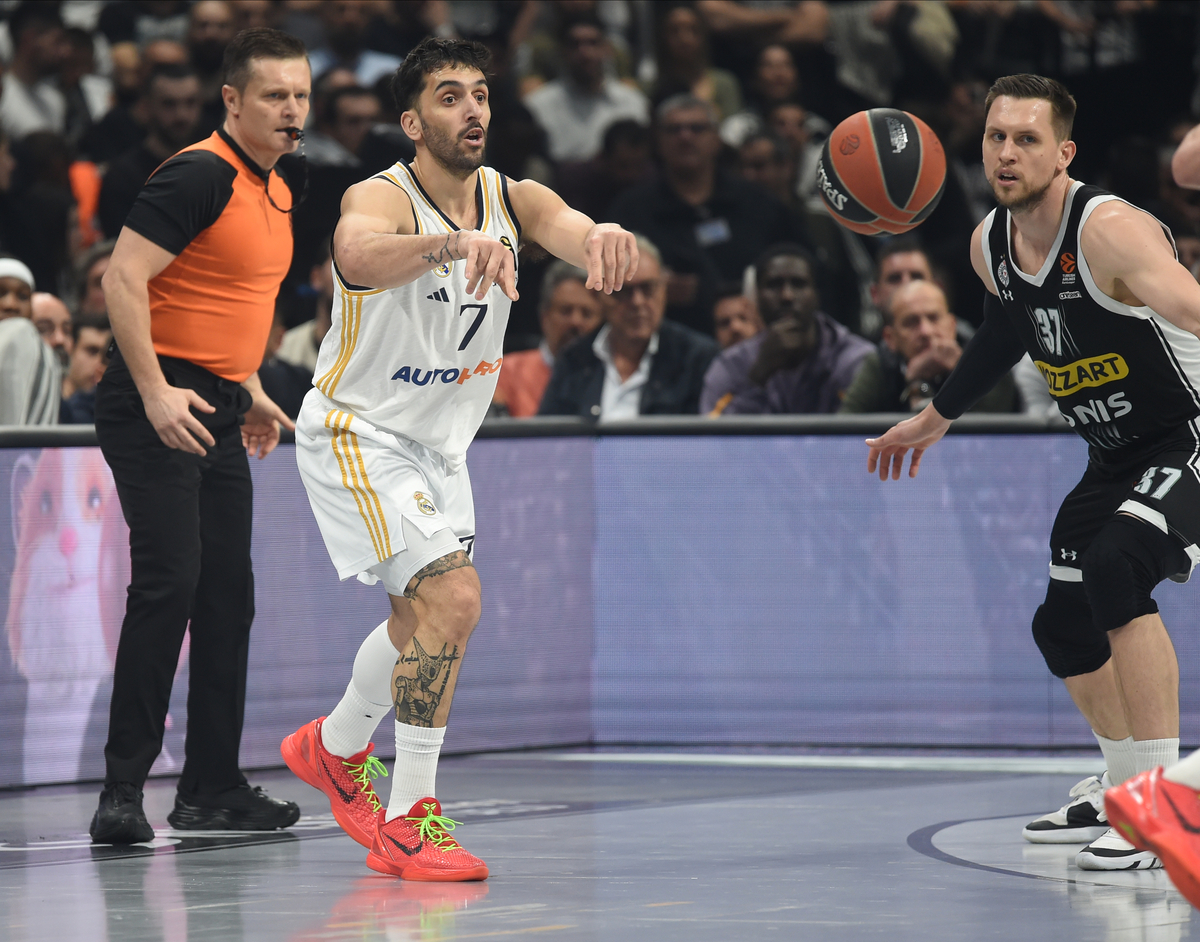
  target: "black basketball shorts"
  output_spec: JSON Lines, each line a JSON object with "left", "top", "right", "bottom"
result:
{"left": 1050, "top": 425, "right": 1200, "bottom": 587}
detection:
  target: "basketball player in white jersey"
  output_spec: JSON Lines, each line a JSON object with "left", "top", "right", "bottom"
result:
{"left": 280, "top": 38, "right": 637, "bottom": 881}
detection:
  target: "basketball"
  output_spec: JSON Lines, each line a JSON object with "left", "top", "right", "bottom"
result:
{"left": 817, "top": 108, "right": 947, "bottom": 236}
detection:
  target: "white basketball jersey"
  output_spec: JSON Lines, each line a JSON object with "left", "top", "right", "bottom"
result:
{"left": 312, "top": 160, "right": 518, "bottom": 469}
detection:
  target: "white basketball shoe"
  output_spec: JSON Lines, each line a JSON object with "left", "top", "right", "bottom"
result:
{"left": 1076, "top": 827, "right": 1162, "bottom": 871}
{"left": 1022, "top": 773, "right": 1111, "bottom": 844}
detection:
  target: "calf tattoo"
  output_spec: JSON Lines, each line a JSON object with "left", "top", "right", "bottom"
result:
{"left": 404, "top": 550, "right": 473, "bottom": 601}
{"left": 394, "top": 637, "right": 461, "bottom": 727}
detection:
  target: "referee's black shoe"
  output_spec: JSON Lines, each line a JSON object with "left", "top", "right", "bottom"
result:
{"left": 90, "top": 782, "right": 155, "bottom": 845}
{"left": 167, "top": 783, "right": 300, "bottom": 831}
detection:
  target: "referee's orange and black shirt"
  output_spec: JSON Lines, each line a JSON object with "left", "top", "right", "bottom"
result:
{"left": 121, "top": 127, "right": 292, "bottom": 383}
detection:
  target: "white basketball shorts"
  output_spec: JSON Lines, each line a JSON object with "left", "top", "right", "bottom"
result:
{"left": 295, "top": 389, "right": 475, "bottom": 596}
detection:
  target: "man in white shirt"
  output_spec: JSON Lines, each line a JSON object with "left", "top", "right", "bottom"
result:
{"left": 523, "top": 13, "right": 648, "bottom": 163}
{"left": 539, "top": 237, "right": 718, "bottom": 418}
{"left": 0, "top": 4, "right": 68, "bottom": 140}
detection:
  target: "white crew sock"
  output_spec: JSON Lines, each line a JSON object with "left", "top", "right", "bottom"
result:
{"left": 1164, "top": 748, "right": 1200, "bottom": 788}
{"left": 386, "top": 722, "right": 446, "bottom": 821}
{"left": 1134, "top": 737, "right": 1179, "bottom": 775}
{"left": 320, "top": 621, "right": 398, "bottom": 759}
{"left": 1094, "top": 732, "right": 1138, "bottom": 786}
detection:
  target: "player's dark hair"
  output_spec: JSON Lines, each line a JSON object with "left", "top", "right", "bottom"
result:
{"left": 875, "top": 235, "right": 929, "bottom": 279}
{"left": 754, "top": 243, "right": 816, "bottom": 281}
{"left": 985, "top": 73, "right": 1076, "bottom": 142}
{"left": 221, "top": 28, "right": 309, "bottom": 93}
{"left": 389, "top": 37, "right": 492, "bottom": 115}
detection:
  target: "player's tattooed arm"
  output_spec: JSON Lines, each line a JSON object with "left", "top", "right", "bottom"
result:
{"left": 394, "top": 636, "right": 461, "bottom": 726}
{"left": 403, "top": 550, "right": 474, "bottom": 601}
{"left": 421, "top": 231, "right": 465, "bottom": 267}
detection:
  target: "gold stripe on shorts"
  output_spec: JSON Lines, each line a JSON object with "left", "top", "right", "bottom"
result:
{"left": 325, "top": 410, "right": 392, "bottom": 561}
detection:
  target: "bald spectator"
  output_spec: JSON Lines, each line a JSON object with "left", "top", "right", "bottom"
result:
{"left": 495, "top": 261, "right": 605, "bottom": 418}
{"left": 99, "top": 65, "right": 203, "bottom": 239}
{"left": 701, "top": 244, "right": 871, "bottom": 415}
{"left": 31, "top": 292, "right": 72, "bottom": 371}
{"left": 308, "top": 0, "right": 402, "bottom": 88}
{"left": 188, "top": 0, "right": 238, "bottom": 134}
{"left": 0, "top": 258, "right": 59, "bottom": 425}
{"left": 840, "top": 280, "right": 1015, "bottom": 414}
{"left": 523, "top": 13, "right": 649, "bottom": 163}
{"left": 712, "top": 283, "right": 763, "bottom": 350}
{"left": 0, "top": 3, "right": 67, "bottom": 140}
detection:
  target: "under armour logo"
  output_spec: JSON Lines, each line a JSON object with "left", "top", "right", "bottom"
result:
{"left": 1060, "top": 549, "right": 1077, "bottom": 561}
{"left": 1001, "top": 289, "right": 1014, "bottom": 302}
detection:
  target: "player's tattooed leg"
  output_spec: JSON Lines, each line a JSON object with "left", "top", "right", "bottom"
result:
{"left": 403, "top": 550, "right": 473, "bottom": 601}
{"left": 394, "top": 637, "right": 461, "bottom": 726}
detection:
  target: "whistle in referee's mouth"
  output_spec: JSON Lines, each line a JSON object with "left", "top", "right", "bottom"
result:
{"left": 283, "top": 127, "right": 304, "bottom": 141}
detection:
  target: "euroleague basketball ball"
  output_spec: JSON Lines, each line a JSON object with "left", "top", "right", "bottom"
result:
{"left": 817, "top": 108, "right": 946, "bottom": 236}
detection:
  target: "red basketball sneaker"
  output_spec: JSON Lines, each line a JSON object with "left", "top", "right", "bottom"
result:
{"left": 366, "top": 799, "right": 489, "bottom": 882}
{"left": 1106, "top": 767, "right": 1200, "bottom": 906}
{"left": 280, "top": 717, "right": 387, "bottom": 848}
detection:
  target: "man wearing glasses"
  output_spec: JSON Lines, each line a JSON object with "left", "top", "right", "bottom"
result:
{"left": 610, "top": 94, "right": 804, "bottom": 335}
{"left": 539, "top": 235, "right": 718, "bottom": 419}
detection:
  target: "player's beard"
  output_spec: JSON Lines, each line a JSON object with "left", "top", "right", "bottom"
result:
{"left": 992, "top": 171, "right": 1053, "bottom": 214}
{"left": 421, "top": 118, "right": 486, "bottom": 178}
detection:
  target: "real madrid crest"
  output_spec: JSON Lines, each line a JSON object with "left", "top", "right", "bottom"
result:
{"left": 434, "top": 262, "right": 452, "bottom": 278}
{"left": 997, "top": 257, "right": 1010, "bottom": 288}
{"left": 414, "top": 491, "right": 437, "bottom": 515}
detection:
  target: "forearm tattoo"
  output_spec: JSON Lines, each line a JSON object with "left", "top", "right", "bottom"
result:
{"left": 394, "top": 636, "right": 461, "bottom": 726}
{"left": 421, "top": 231, "right": 463, "bottom": 267}
{"left": 403, "top": 550, "right": 473, "bottom": 601}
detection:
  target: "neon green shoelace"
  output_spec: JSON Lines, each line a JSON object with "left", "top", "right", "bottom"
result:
{"left": 407, "top": 804, "right": 465, "bottom": 850}
{"left": 343, "top": 755, "right": 388, "bottom": 812}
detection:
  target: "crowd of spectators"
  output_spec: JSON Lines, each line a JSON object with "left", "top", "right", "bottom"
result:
{"left": 0, "top": 0, "right": 1198, "bottom": 425}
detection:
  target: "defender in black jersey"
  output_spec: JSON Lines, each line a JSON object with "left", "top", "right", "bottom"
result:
{"left": 867, "top": 75, "right": 1200, "bottom": 873}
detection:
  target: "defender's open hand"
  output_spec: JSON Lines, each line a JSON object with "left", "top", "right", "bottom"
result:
{"left": 866, "top": 404, "right": 952, "bottom": 480}
{"left": 584, "top": 224, "right": 638, "bottom": 294}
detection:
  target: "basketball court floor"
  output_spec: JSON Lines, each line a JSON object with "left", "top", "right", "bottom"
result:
{"left": 1, "top": 752, "right": 1194, "bottom": 941}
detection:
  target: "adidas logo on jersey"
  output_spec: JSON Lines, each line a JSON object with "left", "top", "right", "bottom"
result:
{"left": 426, "top": 288, "right": 450, "bottom": 302}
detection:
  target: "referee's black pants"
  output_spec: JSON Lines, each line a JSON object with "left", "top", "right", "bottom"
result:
{"left": 95, "top": 351, "right": 254, "bottom": 798}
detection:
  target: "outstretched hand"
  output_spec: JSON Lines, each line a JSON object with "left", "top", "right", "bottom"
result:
{"left": 865, "top": 404, "right": 952, "bottom": 480}
{"left": 583, "top": 224, "right": 638, "bottom": 294}
{"left": 242, "top": 390, "right": 295, "bottom": 459}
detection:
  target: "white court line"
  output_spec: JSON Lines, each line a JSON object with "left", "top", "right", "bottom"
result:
{"left": 533, "top": 753, "right": 1106, "bottom": 774}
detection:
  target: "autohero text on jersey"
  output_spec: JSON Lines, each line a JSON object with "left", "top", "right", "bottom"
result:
{"left": 391, "top": 357, "right": 504, "bottom": 386}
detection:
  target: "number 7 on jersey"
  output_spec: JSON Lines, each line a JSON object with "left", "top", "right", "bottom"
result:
{"left": 458, "top": 304, "right": 488, "bottom": 351}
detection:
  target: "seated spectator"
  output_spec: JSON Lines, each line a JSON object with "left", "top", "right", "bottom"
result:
{"left": 99, "top": 65, "right": 203, "bottom": 239}
{"left": 60, "top": 313, "right": 113, "bottom": 424}
{"left": 523, "top": 13, "right": 649, "bottom": 163}
{"left": 839, "top": 280, "right": 1015, "bottom": 414}
{"left": 719, "top": 44, "right": 804, "bottom": 147}
{"left": 277, "top": 247, "right": 336, "bottom": 375}
{"left": 187, "top": 0, "right": 238, "bottom": 135}
{"left": 556, "top": 119, "right": 653, "bottom": 223}
{"left": 862, "top": 236, "right": 936, "bottom": 339}
{"left": 609, "top": 94, "right": 803, "bottom": 335}
{"left": 75, "top": 239, "right": 115, "bottom": 318}
{"left": 304, "top": 86, "right": 382, "bottom": 168}
{"left": 539, "top": 237, "right": 718, "bottom": 419}
{"left": 495, "top": 261, "right": 604, "bottom": 418}
{"left": 0, "top": 258, "right": 59, "bottom": 425}
{"left": 0, "top": 3, "right": 67, "bottom": 140}
{"left": 652, "top": 5, "right": 742, "bottom": 121}
{"left": 738, "top": 131, "right": 799, "bottom": 211}
{"left": 712, "top": 282, "right": 763, "bottom": 350}
{"left": 309, "top": 0, "right": 402, "bottom": 89}
{"left": 702, "top": 244, "right": 871, "bottom": 415}
{"left": 31, "top": 291, "right": 72, "bottom": 371}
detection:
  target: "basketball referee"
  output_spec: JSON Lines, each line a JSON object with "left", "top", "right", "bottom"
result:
{"left": 90, "top": 29, "right": 308, "bottom": 844}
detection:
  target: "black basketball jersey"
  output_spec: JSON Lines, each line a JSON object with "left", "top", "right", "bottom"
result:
{"left": 984, "top": 181, "right": 1200, "bottom": 456}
